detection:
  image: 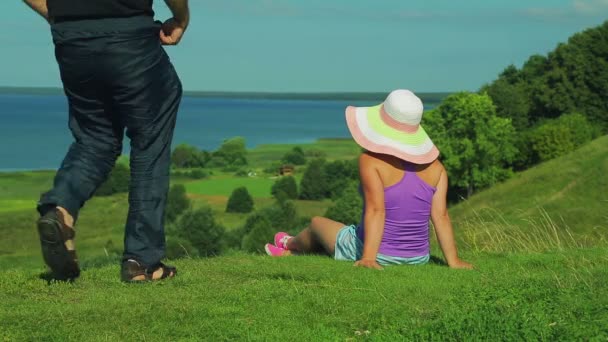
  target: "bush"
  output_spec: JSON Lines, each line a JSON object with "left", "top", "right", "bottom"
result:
{"left": 305, "top": 148, "right": 326, "bottom": 158}
{"left": 240, "top": 200, "right": 299, "bottom": 253}
{"left": 241, "top": 213, "right": 274, "bottom": 253}
{"left": 171, "top": 169, "right": 209, "bottom": 179}
{"left": 174, "top": 207, "right": 225, "bottom": 256}
{"left": 189, "top": 169, "right": 209, "bottom": 179}
{"left": 530, "top": 113, "right": 599, "bottom": 161}
{"left": 299, "top": 159, "right": 328, "bottom": 200}
{"left": 324, "top": 159, "right": 359, "bottom": 199}
{"left": 265, "top": 200, "right": 298, "bottom": 232}
{"left": 171, "top": 144, "right": 208, "bottom": 168}
{"left": 96, "top": 163, "right": 130, "bottom": 196}
{"left": 165, "top": 236, "right": 199, "bottom": 259}
{"left": 226, "top": 187, "right": 254, "bottom": 213}
{"left": 271, "top": 176, "right": 298, "bottom": 200}
{"left": 282, "top": 146, "right": 307, "bottom": 165}
{"left": 324, "top": 183, "right": 362, "bottom": 225}
{"left": 263, "top": 162, "right": 283, "bottom": 176}
{"left": 234, "top": 169, "right": 249, "bottom": 177}
{"left": 165, "top": 184, "right": 191, "bottom": 223}
{"left": 214, "top": 137, "right": 248, "bottom": 166}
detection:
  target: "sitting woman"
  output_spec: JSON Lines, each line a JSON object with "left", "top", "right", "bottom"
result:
{"left": 265, "top": 89, "right": 472, "bottom": 270}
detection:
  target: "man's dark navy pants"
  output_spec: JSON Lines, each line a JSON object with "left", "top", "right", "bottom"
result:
{"left": 38, "top": 16, "right": 182, "bottom": 267}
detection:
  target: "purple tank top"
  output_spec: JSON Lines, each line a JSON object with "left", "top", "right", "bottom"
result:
{"left": 357, "top": 162, "right": 436, "bottom": 258}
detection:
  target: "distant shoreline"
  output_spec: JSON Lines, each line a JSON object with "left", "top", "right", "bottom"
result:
{"left": 0, "top": 86, "right": 451, "bottom": 103}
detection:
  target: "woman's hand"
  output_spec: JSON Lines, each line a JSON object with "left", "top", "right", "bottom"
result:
{"left": 354, "top": 259, "right": 383, "bottom": 270}
{"left": 448, "top": 258, "right": 474, "bottom": 270}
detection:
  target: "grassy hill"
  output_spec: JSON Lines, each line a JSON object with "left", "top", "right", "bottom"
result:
{"left": 1, "top": 137, "right": 607, "bottom": 340}
{"left": 449, "top": 136, "right": 608, "bottom": 252}
{"left": 1, "top": 249, "right": 607, "bottom": 340}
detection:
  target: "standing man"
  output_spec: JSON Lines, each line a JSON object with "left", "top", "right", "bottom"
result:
{"left": 23, "top": 0, "right": 189, "bottom": 282}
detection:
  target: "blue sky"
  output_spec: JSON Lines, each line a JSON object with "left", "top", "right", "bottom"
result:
{"left": 1, "top": 0, "right": 607, "bottom": 92}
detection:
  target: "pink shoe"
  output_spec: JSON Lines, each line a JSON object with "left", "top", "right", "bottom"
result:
{"left": 274, "top": 232, "right": 293, "bottom": 249}
{"left": 265, "top": 243, "right": 287, "bottom": 257}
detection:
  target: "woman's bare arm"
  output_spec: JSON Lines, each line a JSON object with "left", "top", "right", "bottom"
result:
{"left": 430, "top": 167, "right": 473, "bottom": 269}
{"left": 355, "top": 153, "right": 385, "bottom": 270}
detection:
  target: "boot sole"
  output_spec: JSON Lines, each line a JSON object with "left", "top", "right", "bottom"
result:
{"left": 37, "top": 218, "right": 80, "bottom": 280}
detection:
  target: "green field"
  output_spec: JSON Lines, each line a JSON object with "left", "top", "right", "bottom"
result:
{"left": 1, "top": 249, "right": 607, "bottom": 340}
{"left": 0, "top": 137, "right": 607, "bottom": 340}
{"left": 248, "top": 138, "right": 360, "bottom": 167}
{"left": 184, "top": 176, "right": 276, "bottom": 198}
{"left": 450, "top": 136, "right": 608, "bottom": 251}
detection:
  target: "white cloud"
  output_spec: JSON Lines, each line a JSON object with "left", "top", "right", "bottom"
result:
{"left": 522, "top": 0, "right": 608, "bottom": 18}
{"left": 573, "top": 0, "right": 608, "bottom": 13}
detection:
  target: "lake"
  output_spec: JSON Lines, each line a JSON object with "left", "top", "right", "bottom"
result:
{"left": 0, "top": 92, "right": 438, "bottom": 171}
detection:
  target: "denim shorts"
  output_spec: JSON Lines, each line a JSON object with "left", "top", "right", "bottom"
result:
{"left": 334, "top": 225, "right": 429, "bottom": 266}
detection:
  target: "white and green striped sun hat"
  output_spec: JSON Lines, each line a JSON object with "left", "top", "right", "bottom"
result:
{"left": 345, "top": 89, "right": 439, "bottom": 164}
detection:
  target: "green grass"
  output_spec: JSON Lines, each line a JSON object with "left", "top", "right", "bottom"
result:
{"left": 450, "top": 136, "right": 608, "bottom": 241}
{"left": 1, "top": 138, "right": 607, "bottom": 339}
{"left": 184, "top": 175, "right": 276, "bottom": 198}
{"left": 0, "top": 195, "right": 129, "bottom": 270}
{"left": 0, "top": 170, "right": 54, "bottom": 200}
{"left": 1, "top": 249, "right": 607, "bottom": 340}
{"left": 249, "top": 138, "right": 360, "bottom": 167}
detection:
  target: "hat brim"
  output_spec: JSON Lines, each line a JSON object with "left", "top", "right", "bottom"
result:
{"left": 345, "top": 105, "right": 439, "bottom": 164}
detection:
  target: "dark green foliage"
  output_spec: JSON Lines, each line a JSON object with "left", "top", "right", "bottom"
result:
{"left": 264, "top": 200, "right": 298, "bottom": 232}
{"left": 304, "top": 148, "right": 326, "bottom": 158}
{"left": 165, "top": 184, "right": 191, "bottom": 223}
{"left": 485, "top": 21, "right": 608, "bottom": 132}
{"left": 95, "top": 163, "right": 130, "bottom": 197}
{"left": 263, "top": 161, "right": 283, "bottom": 175}
{"left": 212, "top": 137, "right": 248, "bottom": 167}
{"left": 174, "top": 206, "right": 225, "bottom": 256}
{"left": 324, "top": 159, "right": 359, "bottom": 199}
{"left": 530, "top": 113, "right": 600, "bottom": 161}
{"left": 241, "top": 200, "right": 299, "bottom": 253}
{"left": 481, "top": 76, "right": 530, "bottom": 130}
{"left": 171, "top": 144, "right": 209, "bottom": 168}
{"left": 171, "top": 169, "right": 209, "bottom": 179}
{"left": 271, "top": 176, "right": 298, "bottom": 200}
{"left": 240, "top": 213, "right": 274, "bottom": 253}
{"left": 428, "top": 92, "right": 518, "bottom": 197}
{"left": 324, "top": 182, "right": 362, "bottom": 225}
{"left": 226, "top": 187, "right": 254, "bottom": 213}
{"left": 165, "top": 236, "right": 198, "bottom": 259}
{"left": 299, "top": 159, "right": 328, "bottom": 200}
{"left": 282, "top": 146, "right": 307, "bottom": 165}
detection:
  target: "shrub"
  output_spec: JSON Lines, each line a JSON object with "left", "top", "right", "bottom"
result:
{"left": 165, "top": 184, "right": 191, "bottom": 223}
{"left": 271, "top": 176, "right": 298, "bottom": 200}
{"left": 226, "top": 187, "right": 254, "bottom": 213}
{"left": 165, "top": 236, "right": 199, "bottom": 259}
{"left": 324, "top": 159, "right": 359, "bottom": 199}
{"left": 305, "top": 148, "right": 326, "bottom": 158}
{"left": 214, "top": 137, "right": 248, "bottom": 166}
{"left": 299, "top": 159, "right": 328, "bottom": 200}
{"left": 174, "top": 207, "right": 225, "bottom": 256}
{"left": 241, "top": 213, "right": 274, "bottom": 253}
{"left": 530, "top": 113, "right": 598, "bottom": 161}
{"left": 241, "top": 200, "right": 299, "bottom": 253}
{"left": 282, "top": 146, "right": 307, "bottom": 165}
{"left": 171, "top": 144, "right": 208, "bottom": 168}
{"left": 96, "top": 163, "right": 130, "bottom": 196}
{"left": 189, "top": 169, "right": 208, "bottom": 179}
{"left": 325, "top": 182, "right": 362, "bottom": 225}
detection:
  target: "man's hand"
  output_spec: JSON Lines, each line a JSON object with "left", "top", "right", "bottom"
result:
{"left": 448, "top": 258, "right": 474, "bottom": 270}
{"left": 160, "top": 18, "right": 187, "bottom": 45}
{"left": 354, "top": 259, "right": 383, "bottom": 270}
